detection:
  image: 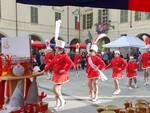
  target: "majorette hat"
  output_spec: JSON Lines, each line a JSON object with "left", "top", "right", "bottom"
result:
{"left": 56, "top": 40, "right": 66, "bottom": 48}
{"left": 90, "top": 33, "right": 108, "bottom": 52}
{"left": 114, "top": 50, "right": 120, "bottom": 55}
{"left": 90, "top": 44, "right": 98, "bottom": 52}
{"left": 54, "top": 19, "right": 66, "bottom": 48}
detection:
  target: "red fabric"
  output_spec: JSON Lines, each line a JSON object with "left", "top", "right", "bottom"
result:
{"left": 44, "top": 52, "right": 54, "bottom": 64}
{"left": 32, "top": 41, "right": 46, "bottom": 49}
{"left": 106, "top": 57, "right": 127, "bottom": 79}
{"left": 126, "top": 60, "right": 139, "bottom": 78}
{"left": 73, "top": 53, "right": 82, "bottom": 64}
{"left": 0, "top": 81, "right": 5, "bottom": 108}
{"left": 129, "top": 0, "right": 150, "bottom": 12}
{"left": 0, "top": 55, "right": 2, "bottom": 76}
{"left": 45, "top": 52, "right": 73, "bottom": 84}
{"left": 4, "top": 55, "right": 12, "bottom": 74}
{"left": 139, "top": 52, "right": 150, "bottom": 69}
{"left": 86, "top": 55, "right": 106, "bottom": 79}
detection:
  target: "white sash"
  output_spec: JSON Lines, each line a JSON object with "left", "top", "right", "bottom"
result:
{"left": 88, "top": 57, "right": 108, "bottom": 81}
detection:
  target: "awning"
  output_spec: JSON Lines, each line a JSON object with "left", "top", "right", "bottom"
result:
{"left": 32, "top": 41, "right": 46, "bottom": 49}
{"left": 103, "top": 36, "right": 145, "bottom": 48}
{"left": 16, "top": 0, "right": 150, "bottom": 12}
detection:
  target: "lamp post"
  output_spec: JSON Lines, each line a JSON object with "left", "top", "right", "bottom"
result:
{"left": 15, "top": 2, "right": 18, "bottom": 36}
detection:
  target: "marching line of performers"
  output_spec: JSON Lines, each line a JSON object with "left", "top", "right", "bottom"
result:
{"left": 33, "top": 37, "right": 150, "bottom": 110}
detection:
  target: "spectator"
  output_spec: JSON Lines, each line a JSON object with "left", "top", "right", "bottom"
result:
{"left": 81, "top": 51, "right": 86, "bottom": 70}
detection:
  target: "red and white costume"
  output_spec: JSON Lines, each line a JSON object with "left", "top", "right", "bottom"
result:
{"left": 73, "top": 53, "right": 82, "bottom": 65}
{"left": 44, "top": 52, "right": 73, "bottom": 84}
{"left": 86, "top": 54, "right": 106, "bottom": 79}
{"left": 106, "top": 57, "right": 127, "bottom": 79}
{"left": 126, "top": 60, "right": 139, "bottom": 78}
{"left": 139, "top": 52, "right": 150, "bottom": 69}
{"left": 44, "top": 51, "right": 54, "bottom": 64}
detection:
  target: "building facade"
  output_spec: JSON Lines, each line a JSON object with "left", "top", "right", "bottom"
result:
{"left": 0, "top": 0, "right": 150, "bottom": 45}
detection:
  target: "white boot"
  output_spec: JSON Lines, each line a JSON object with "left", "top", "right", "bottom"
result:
{"left": 113, "top": 89, "right": 121, "bottom": 95}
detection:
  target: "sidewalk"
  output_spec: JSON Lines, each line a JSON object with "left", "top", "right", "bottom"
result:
{"left": 37, "top": 69, "right": 150, "bottom": 113}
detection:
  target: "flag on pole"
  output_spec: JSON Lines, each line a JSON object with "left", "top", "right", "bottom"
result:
{"left": 75, "top": 15, "right": 80, "bottom": 30}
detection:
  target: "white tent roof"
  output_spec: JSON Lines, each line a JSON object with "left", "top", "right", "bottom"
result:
{"left": 103, "top": 36, "right": 145, "bottom": 48}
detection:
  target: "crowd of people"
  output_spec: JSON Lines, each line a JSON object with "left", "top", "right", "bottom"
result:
{"left": 31, "top": 37, "right": 150, "bottom": 110}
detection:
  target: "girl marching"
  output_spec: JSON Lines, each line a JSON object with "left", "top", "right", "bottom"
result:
{"left": 44, "top": 38, "right": 73, "bottom": 109}
{"left": 86, "top": 34, "right": 107, "bottom": 102}
{"left": 139, "top": 47, "right": 150, "bottom": 86}
{"left": 126, "top": 56, "right": 139, "bottom": 89}
{"left": 86, "top": 44, "right": 106, "bottom": 102}
{"left": 73, "top": 43, "right": 82, "bottom": 77}
{"left": 105, "top": 50, "right": 127, "bottom": 95}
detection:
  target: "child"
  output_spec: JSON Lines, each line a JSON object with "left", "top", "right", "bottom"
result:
{"left": 105, "top": 50, "right": 127, "bottom": 95}
{"left": 126, "top": 56, "right": 139, "bottom": 89}
{"left": 139, "top": 47, "right": 150, "bottom": 86}
{"left": 86, "top": 44, "right": 106, "bottom": 102}
{"left": 73, "top": 50, "right": 82, "bottom": 77}
{"left": 44, "top": 39, "right": 73, "bottom": 109}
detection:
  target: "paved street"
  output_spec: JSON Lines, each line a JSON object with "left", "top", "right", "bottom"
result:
{"left": 37, "top": 69, "right": 150, "bottom": 113}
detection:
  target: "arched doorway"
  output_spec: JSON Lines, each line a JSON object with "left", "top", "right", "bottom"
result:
{"left": 30, "top": 34, "right": 43, "bottom": 42}
{"left": 70, "top": 38, "right": 80, "bottom": 45}
{"left": 69, "top": 38, "right": 80, "bottom": 60}
{"left": 70, "top": 38, "right": 80, "bottom": 52}
{"left": 97, "top": 36, "right": 110, "bottom": 52}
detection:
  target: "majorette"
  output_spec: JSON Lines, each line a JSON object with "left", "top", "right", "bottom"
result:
{"left": 86, "top": 34, "right": 106, "bottom": 102}
{"left": 105, "top": 50, "right": 127, "bottom": 95}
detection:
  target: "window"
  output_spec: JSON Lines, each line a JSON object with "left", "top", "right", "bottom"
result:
{"left": 145, "top": 12, "right": 150, "bottom": 19}
{"left": 120, "top": 10, "right": 128, "bottom": 23}
{"left": 55, "top": 12, "right": 61, "bottom": 21}
{"left": 82, "top": 13, "right": 93, "bottom": 29}
{"left": 98, "top": 9, "right": 108, "bottom": 24}
{"left": 86, "top": 13, "right": 93, "bottom": 29}
{"left": 83, "top": 14, "right": 86, "bottom": 29}
{"left": 31, "top": 7, "right": 38, "bottom": 24}
{"left": 135, "top": 12, "right": 141, "bottom": 21}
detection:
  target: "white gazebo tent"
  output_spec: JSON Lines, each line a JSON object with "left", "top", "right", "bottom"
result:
{"left": 103, "top": 36, "right": 145, "bottom": 48}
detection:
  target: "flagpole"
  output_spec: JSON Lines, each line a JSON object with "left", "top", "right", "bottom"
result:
{"left": 79, "top": 7, "right": 80, "bottom": 42}
{"left": 67, "top": 6, "right": 69, "bottom": 44}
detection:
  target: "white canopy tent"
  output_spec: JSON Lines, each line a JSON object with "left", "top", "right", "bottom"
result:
{"left": 103, "top": 36, "right": 145, "bottom": 48}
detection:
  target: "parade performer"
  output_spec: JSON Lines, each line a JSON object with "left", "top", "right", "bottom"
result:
{"left": 73, "top": 43, "right": 82, "bottom": 77}
{"left": 105, "top": 50, "right": 127, "bottom": 95}
{"left": 44, "top": 38, "right": 73, "bottom": 109}
{"left": 126, "top": 56, "right": 139, "bottom": 89}
{"left": 86, "top": 44, "right": 106, "bottom": 102}
{"left": 139, "top": 47, "right": 150, "bottom": 86}
{"left": 44, "top": 48, "right": 55, "bottom": 79}
{"left": 86, "top": 34, "right": 107, "bottom": 102}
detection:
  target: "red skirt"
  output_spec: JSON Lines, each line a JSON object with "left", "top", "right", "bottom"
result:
{"left": 112, "top": 72, "right": 123, "bottom": 79}
{"left": 87, "top": 74, "right": 100, "bottom": 79}
{"left": 51, "top": 72, "right": 69, "bottom": 84}
{"left": 127, "top": 72, "right": 137, "bottom": 78}
{"left": 142, "top": 63, "right": 150, "bottom": 69}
